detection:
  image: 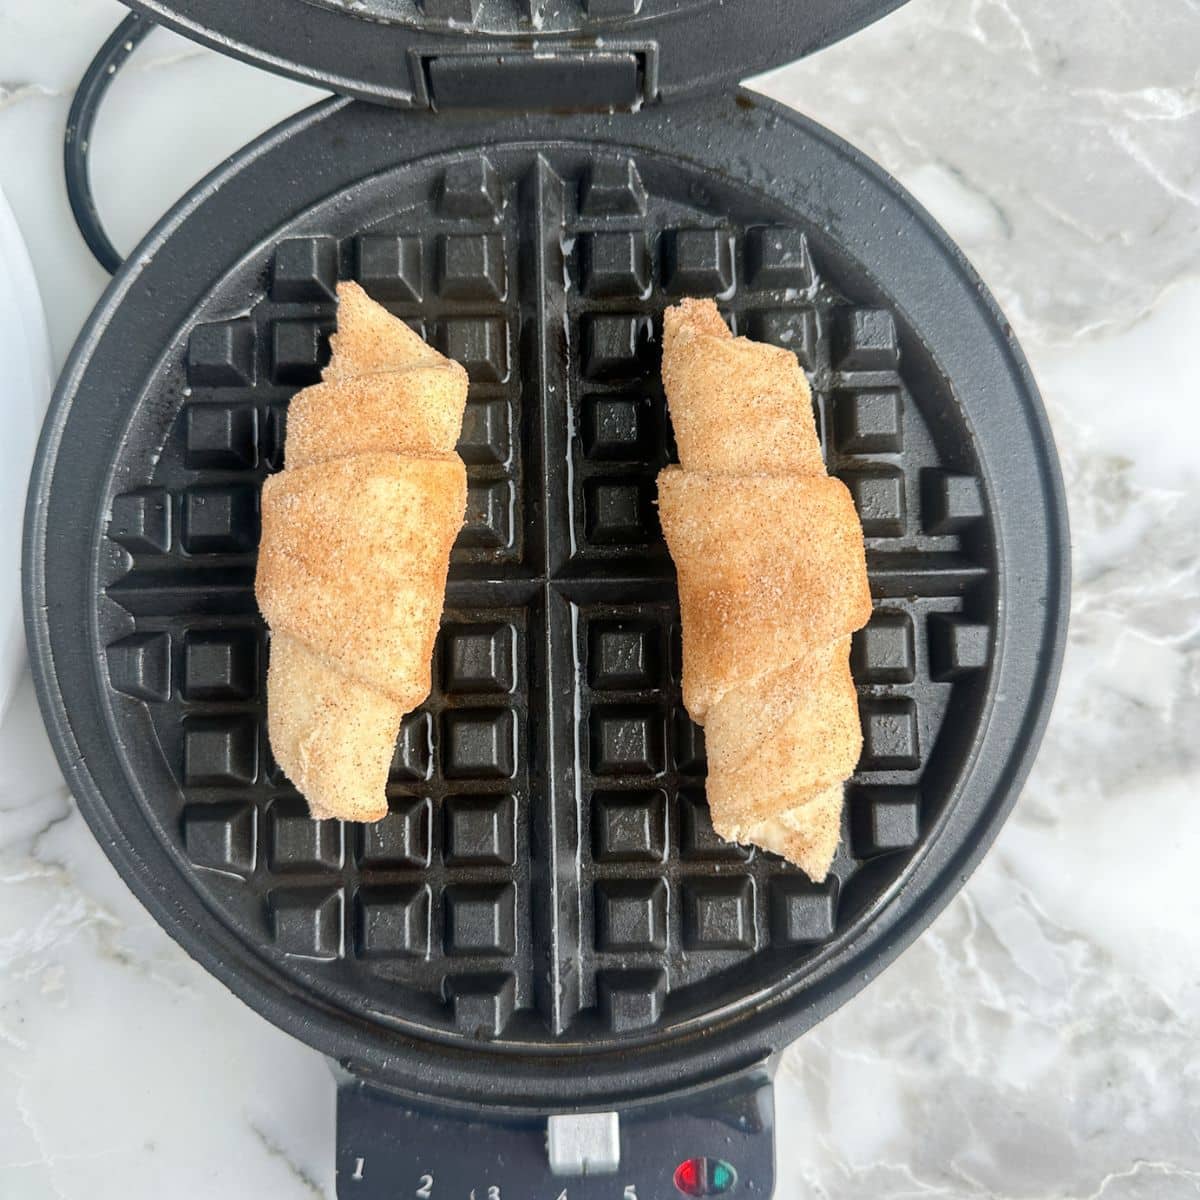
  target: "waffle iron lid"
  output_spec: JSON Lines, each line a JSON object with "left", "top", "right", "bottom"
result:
{"left": 122, "top": 0, "right": 911, "bottom": 107}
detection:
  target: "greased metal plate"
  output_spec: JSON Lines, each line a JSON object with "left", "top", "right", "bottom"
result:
{"left": 25, "top": 94, "right": 1067, "bottom": 1109}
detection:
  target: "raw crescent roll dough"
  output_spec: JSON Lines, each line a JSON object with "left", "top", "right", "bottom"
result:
{"left": 657, "top": 298, "right": 871, "bottom": 880}
{"left": 257, "top": 282, "right": 467, "bottom": 821}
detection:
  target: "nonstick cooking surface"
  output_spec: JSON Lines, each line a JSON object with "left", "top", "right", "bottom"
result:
{"left": 301, "top": 0, "right": 745, "bottom": 33}
{"left": 26, "top": 95, "right": 1067, "bottom": 1108}
{"left": 293, "top": 0, "right": 876, "bottom": 35}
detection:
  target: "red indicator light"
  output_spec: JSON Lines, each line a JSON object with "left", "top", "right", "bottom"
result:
{"left": 674, "top": 1157, "right": 704, "bottom": 1196}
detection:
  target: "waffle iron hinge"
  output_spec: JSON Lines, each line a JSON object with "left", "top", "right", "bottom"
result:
{"left": 408, "top": 43, "right": 660, "bottom": 112}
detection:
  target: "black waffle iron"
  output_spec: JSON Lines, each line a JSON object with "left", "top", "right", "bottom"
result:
{"left": 25, "top": 2, "right": 1069, "bottom": 1195}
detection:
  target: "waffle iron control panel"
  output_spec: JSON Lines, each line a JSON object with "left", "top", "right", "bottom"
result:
{"left": 337, "top": 1070, "right": 775, "bottom": 1199}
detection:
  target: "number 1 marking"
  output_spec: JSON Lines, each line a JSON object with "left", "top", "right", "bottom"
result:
{"left": 351, "top": 1157, "right": 364, "bottom": 1181}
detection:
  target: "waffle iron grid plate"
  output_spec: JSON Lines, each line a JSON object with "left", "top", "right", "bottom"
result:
{"left": 25, "top": 94, "right": 1068, "bottom": 1112}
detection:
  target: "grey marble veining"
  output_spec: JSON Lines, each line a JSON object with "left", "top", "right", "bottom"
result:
{"left": 1, "top": 1, "right": 1198, "bottom": 1196}
{"left": 759, "top": 0, "right": 1200, "bottom": 341}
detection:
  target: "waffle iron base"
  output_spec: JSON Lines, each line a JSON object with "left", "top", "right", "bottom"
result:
{"left": 25, "top": 92, "right": 1067, "bottom": 1116}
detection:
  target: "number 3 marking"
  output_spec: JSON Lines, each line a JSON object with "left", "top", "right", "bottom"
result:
{"left": 488, "top": 1189, "right": 501, "bottom": 1200}
{"left": 416, "top": 1174, "right": 433, "bottom": 1198}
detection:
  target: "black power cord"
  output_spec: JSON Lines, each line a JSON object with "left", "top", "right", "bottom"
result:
{"left": 64, "top": 11, "right": 155, "bottom": 274}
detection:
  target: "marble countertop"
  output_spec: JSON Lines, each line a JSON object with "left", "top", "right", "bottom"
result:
{"left": 1, "top": 1, "right": 1197, "bottom": 1196}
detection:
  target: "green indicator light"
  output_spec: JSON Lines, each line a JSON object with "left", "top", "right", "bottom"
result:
{"left": 709, "top": 1160, "right": 737, "bottom": 1194}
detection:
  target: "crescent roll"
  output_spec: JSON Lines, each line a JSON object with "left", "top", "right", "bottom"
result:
{"left": 657, "top": 298, "right": 871, "bottom": 880}
{"left": 257, "top": 282, "right": 468, "bottom": 821}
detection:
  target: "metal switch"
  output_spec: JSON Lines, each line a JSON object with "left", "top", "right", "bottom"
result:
{"left": 547, "top": 1112, "right": 620, "bottom": 1176}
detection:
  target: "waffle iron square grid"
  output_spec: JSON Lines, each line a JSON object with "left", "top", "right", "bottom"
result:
{"left": 99, "top": 148, "right": 995, "bottom": 1044}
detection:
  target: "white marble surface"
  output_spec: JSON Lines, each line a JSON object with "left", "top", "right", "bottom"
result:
{"left": 2, "top": 1, "right": 1198, "bottom": 1196}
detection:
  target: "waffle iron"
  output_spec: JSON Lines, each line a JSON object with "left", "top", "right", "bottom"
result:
{"left": 25, "top": 2, "right": 1069, "bottom": 1195}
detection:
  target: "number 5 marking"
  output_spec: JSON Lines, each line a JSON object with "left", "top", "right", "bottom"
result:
{"left": 624, "top": 1188, "right": 638, "bottom": 1200}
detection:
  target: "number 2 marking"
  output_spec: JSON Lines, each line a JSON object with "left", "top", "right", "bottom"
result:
{"left": 416, "top": 1174, "right": 433, "bottom": 1198}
